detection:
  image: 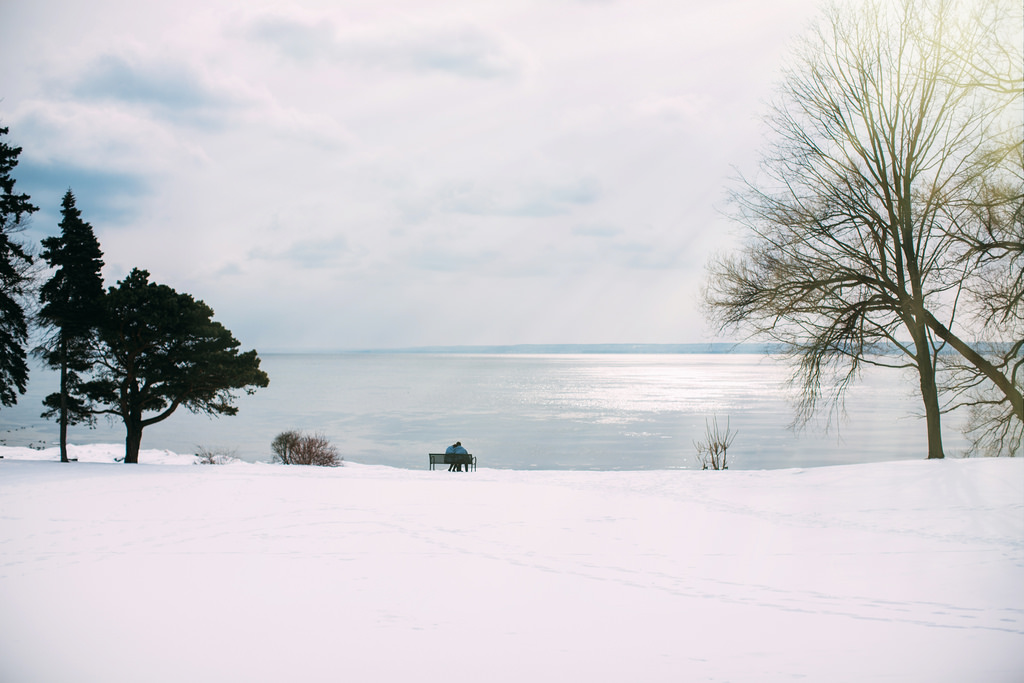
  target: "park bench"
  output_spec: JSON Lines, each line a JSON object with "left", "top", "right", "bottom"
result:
{"left": 428, "top": 453, "right": 476, "bottom": 471}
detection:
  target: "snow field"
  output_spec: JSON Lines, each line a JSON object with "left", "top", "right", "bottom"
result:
{"left": 1, "top": 447, "right": 1022, "bottom": 682}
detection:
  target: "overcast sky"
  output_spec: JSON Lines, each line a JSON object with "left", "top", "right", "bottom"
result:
{"left": 1, "top": 0, "right": 822, "bottom": 351}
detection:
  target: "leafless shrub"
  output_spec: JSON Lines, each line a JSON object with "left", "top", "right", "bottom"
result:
{"left": 272, "top": 430, "right": 341, "bottom": 466}
{"left": 271, "top": 430, "right": 302, "bottom": 464}
{"left": 694, "top": 417, "right": 737, "bottom": 470}
{"left": 195, "top": 446, "right": 239, "bottom": 465}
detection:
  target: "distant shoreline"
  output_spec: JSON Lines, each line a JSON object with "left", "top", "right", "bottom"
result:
{"left": 260, "top": 341, "right": 1001, "bottom": 356}
{"left": 263, "top": 343, "right": 787, "bottom": 355}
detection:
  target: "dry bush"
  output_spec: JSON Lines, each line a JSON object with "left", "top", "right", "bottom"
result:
{"left": 271, "top": 430, "right": 302, "bottom": 464}
{"left": 291, "top": 433, "right": 341, "bottom": 466}
{"left": 195, "top": 446, "right": 239, "bottom": 465}
{"left": 272, "top": 431, "right": 341, "bottom": 466}
{"left": 694, "top": 417, "right": 737, "bottom": 470}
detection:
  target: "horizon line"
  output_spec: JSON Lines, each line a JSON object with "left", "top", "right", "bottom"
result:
{"left": 260, "top": 342, "right": 783, "bottom": 355}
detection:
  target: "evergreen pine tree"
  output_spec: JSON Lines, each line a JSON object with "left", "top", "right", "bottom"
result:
{"left": 39, "top": 190, "right": 105, "bottom": 462}
{"left": 84, "top": 269, "right": 269, "bottom": 463}
{"left": 0, "top": 126, "right": 38, "bottom": 408}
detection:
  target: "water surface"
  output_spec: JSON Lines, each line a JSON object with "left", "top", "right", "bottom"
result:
{"left": 0, "top": 353, "right": 968, "bottom": 469}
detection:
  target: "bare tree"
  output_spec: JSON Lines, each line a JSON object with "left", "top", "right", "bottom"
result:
{"left": 704, "top": 0, "right": 1022, "bottom": 459}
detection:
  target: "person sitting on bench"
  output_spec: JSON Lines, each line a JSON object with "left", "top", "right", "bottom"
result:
{"left": 446, "top": 441, "right": 468, "bottom": 472}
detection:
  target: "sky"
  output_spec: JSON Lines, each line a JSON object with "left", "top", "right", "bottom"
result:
{"left": 0, "top": 0, "right": 823, "bottom": 351}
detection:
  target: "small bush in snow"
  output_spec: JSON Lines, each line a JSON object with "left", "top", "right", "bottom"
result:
{"left": 271, "top": 431, "right": 302, "bottom": 463}
{"left": 272, "top": 431, "right": 341, "bottom": 466}
{"left": 694, "top": 417, "right": 737, "bottom": 470}
{"left": 195, "top": 446, "right": 239, "bottom": 465}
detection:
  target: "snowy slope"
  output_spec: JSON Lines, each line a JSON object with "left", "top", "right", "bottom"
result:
{"left": 1, "top": 447, "right": 1021, "bottom": 682}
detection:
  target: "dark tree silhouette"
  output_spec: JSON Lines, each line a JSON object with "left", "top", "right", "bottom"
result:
{"left": 38, "top": 190, "right": 106, "bottom": 462}
{"left": 0, "top": 126, "right": 38, "bottom": 408}
{"left": 82, "top": 269, "right": 269, "bottom": 463}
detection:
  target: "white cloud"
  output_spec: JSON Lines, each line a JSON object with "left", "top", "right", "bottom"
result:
{"left": 72, "top": 54, "right": 242, "bottom": 118}
{"left": 245, "top": 12, "right": 524, "bottom": 79}
{"left": 427, "top": 176, "right": 601, "bottom": 217}
{"left": 1, "top": 0, "right": 824, "bottom": 350}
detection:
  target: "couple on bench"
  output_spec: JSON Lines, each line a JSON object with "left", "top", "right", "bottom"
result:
{"left": 446, "top": 441, "right": 469, "bottom": 471}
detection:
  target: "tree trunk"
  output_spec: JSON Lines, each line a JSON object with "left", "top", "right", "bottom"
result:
{"left": 124, "top": 423, "right": 143, "bottom": 464}
{"left": 908, "top": 317, "right": 945, "bottom": 459}
{"left": 59, "top": 337, "right": 69, "bottom": 463}
{"left": 901, "top": 194, "right": 945, "bottom": 459}
{"left": 898, "top": 289, "right": 947, "bottom": 461}
{"left": 917, "top": 352, "right": 945, "bottom": 459}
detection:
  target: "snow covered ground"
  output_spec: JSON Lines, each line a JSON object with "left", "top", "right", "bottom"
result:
{"left": 1, "top": 445, "right": 1022, "bottom": 682}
